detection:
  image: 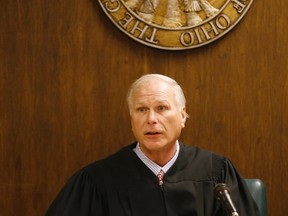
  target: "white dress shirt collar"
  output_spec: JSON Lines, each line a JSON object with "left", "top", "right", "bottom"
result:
{"left": 133, "top": 141, "right": 180, "bottom": 176}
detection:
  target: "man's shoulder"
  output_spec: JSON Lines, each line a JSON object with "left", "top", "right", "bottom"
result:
{"left": 179, "top": 143, "right": 226, "bottom": 160}
{"left": 83, "top": 143, "right": 137, "bottom": 173}
{"left": 179, "top": 143, "right": 229, "bottom": 172}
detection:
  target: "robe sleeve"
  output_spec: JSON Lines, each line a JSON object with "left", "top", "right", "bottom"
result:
{"left": 221, "top": 159, "right": 261, "bottom": 216}
{"left": 45, "top": 168, "right": 104, "bottom": 216}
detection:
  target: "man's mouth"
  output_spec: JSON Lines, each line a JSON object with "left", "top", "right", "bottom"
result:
{"left": 145, "top": 131, "right": 162, "bottom": 135}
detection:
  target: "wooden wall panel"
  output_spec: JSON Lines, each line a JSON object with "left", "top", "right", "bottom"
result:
{"left": 0, "top": 0, "right": 287, "bottom": 215}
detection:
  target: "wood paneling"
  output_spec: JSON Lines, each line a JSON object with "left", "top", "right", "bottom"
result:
{"left": 0, "top": 0, "right": 287, "bottom": 215}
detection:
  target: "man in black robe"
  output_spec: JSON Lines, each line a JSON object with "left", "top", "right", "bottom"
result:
{"left": 46, "top": 74, "right": 260, "bottom": 216}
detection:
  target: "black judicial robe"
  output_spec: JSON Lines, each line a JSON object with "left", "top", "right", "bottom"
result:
{"left": 46, "top": 143, "right": 260, "bottom": 216}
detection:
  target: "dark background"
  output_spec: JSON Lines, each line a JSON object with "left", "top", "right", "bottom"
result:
{"left": 0, "top": 0, "right": 287, "bottom": 215}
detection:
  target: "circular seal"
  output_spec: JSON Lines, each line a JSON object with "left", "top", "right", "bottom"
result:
{"left": 98, "top": 0, "right": 253, "bottom": 50}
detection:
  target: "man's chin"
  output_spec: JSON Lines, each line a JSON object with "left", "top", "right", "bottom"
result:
{"left": 140, "top": 141, "right": 166, "bottom": 151}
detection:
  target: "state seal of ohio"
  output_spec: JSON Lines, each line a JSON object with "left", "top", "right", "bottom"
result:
{"left": 98, "top": 0, "right": 253, "bottom": 50}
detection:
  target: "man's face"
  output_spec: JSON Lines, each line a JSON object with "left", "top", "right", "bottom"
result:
{"left": 130, "top": 80, "right": 186, "bottom": 155}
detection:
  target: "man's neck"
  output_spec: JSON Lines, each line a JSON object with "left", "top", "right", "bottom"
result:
{"left": 133, "top": 142, "right": 180, "bottom": 174}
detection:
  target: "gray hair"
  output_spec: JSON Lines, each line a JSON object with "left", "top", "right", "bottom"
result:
{"left": 126, "top": 74, "right": 187, "bottom": 113}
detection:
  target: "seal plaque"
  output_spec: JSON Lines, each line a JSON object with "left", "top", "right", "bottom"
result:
{"left": 98, "top": 0, "right": 253, "bottom": 50}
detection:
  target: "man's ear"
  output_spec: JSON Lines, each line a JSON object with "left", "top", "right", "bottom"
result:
{"left": 180, "top": 107, "right": 188, "bottom": 128}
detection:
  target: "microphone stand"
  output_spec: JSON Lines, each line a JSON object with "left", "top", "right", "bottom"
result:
{"left": 214, "top": 183, "right": 240, "bottom": 216}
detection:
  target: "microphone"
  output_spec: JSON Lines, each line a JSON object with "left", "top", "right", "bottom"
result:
{"left": 214, "top": 183, "right": 239, "bottom": 216}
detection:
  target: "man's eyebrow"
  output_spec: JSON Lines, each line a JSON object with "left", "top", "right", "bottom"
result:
{"left": 135, "top": 99, "right": 169, "bottom": 105}
{"left": 155, "top": 100, "right": 170, "bottom": 104}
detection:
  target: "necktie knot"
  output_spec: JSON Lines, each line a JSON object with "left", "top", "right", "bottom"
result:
{"left": 157, "top": 169, "right": 165, "bottom": 186}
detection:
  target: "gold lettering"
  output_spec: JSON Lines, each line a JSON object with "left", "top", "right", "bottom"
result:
{"left": 215, "top": 14, "right": 231, "bottom": 30}
{"left": 232, "top": 0, "right": 246, "bottom": 13}
{"left": 194, "top": 28, "right": 202, "bottom": 44}
{"left": 119, "top": 13, "right": 158, "bottom": 44}
{"left": 179, "top": 13, "right": 232, "bottom": 47}
{"left": 104, "top": 0, "right": 121, "bottom": 13}
{"left": 118, "top": 12, "right": 134, "bottom": 29}
{"left": 180, "top": 31, "right": 195, "bottom": 47}
{"left": 201, "top": 21, "right": 219, "bottom": 40}
{"left": 145, "top": 28, "right": 159, "bottom": 44}
{"left": 130, "top": 21, "right": 149, "bottom": 39}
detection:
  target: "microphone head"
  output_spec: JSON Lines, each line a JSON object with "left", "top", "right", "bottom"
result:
{"left": 214, "top": 183, "right": 239, "bottom": 215}
{"left": 214, "top": 183, "right": 231, "bottom": 200}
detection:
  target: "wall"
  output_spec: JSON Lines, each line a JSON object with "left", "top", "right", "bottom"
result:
{"left": 0, "top": 0, "right": 287, "bottom": 215}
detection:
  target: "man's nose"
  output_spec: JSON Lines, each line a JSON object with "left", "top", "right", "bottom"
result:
{"left": 147, "top": 110, "right": 158, "bottom": 124}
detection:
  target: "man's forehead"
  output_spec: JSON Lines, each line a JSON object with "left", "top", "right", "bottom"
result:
{"left": 133, "top": 87, "right": 173, "bottom": 100}
{"left": 134, "top": 97, "right": 170, "bottom": 105}
{"left": 136, "top": 81, "right": 173, "bottom": 93}
{"left": 132, "top": 89, "right": 175, "bottom": 106}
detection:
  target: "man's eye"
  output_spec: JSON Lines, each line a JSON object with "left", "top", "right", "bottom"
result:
{"left": 137, "top": 108, "right": 147, "bottom": 112}
{"left": 158, "top": 106, "right": 167, "bottom": 111}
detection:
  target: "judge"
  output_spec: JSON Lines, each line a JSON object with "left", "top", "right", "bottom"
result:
{"left": 46, "top": 74, "right": 260, "bottom": 216}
